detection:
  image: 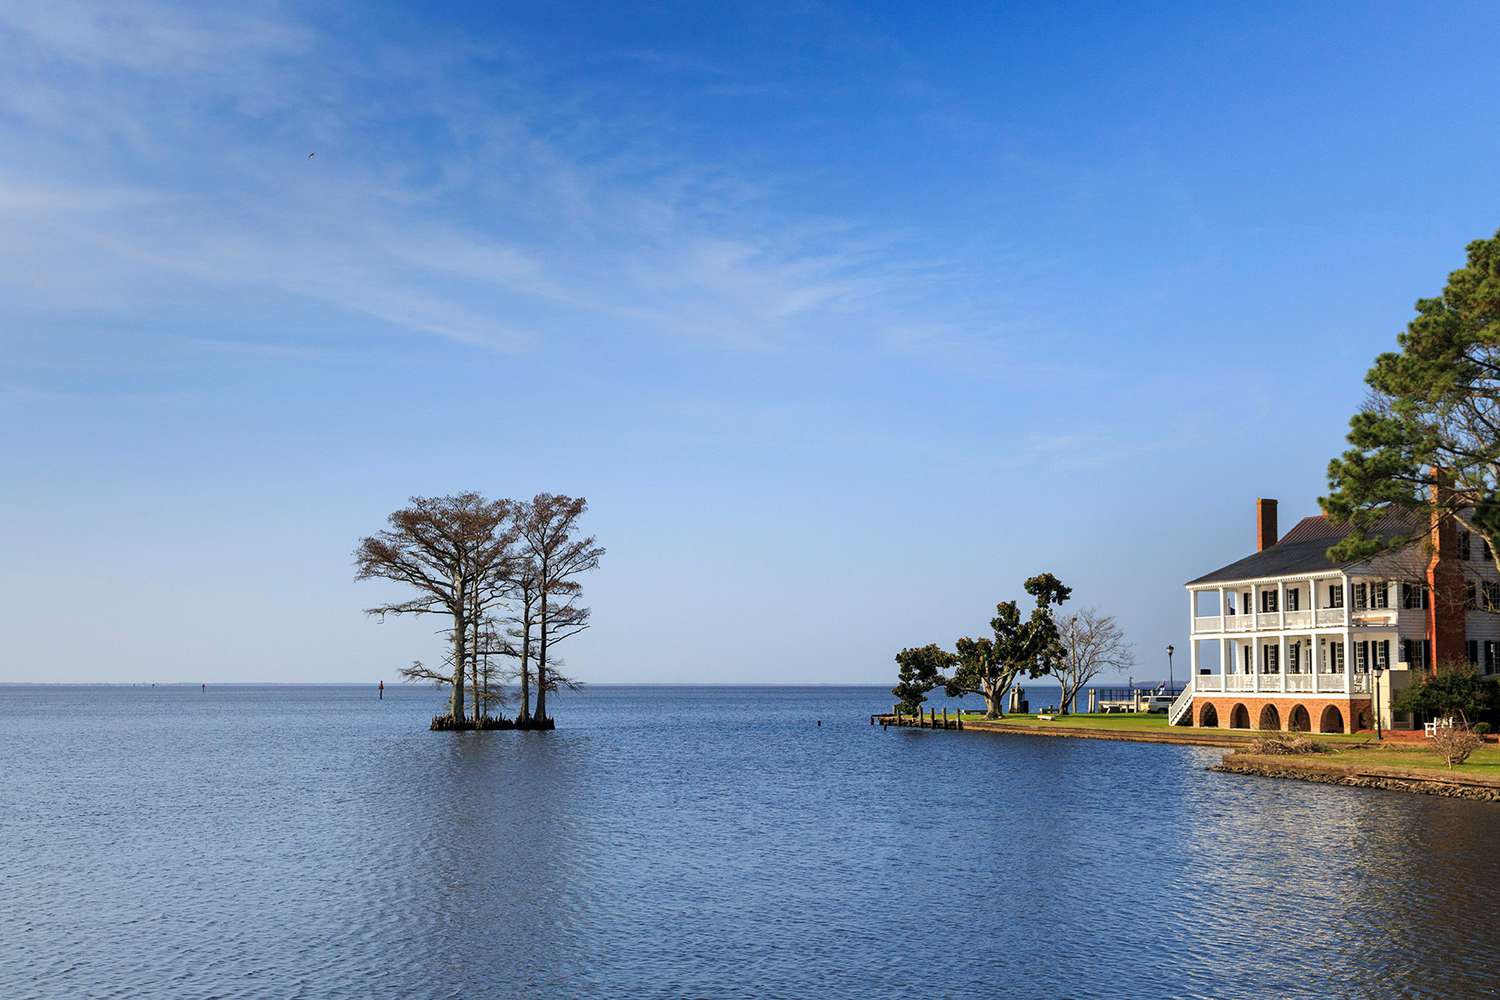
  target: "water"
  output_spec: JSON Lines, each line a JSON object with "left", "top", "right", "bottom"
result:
{"left": 2, "top": 685, "right": 1498, "bottom": 999}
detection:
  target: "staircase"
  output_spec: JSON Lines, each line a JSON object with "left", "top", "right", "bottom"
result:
{"left": 1167, "top": 680, "right": 1194, "bottom": 727}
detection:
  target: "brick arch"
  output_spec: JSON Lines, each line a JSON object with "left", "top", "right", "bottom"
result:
{"left": 1356, "top": 706, "right": 1373, "bottom": 731}
{"left": 1229, "top": 703, "right": 1251, "bottom": 729}
{"left": 1257, "top": 704, "right": 1282, "bottom": 731}
{"left": 1287, "top": 704, "right": 1311, "bottom": 732}
{"left": 1319, "top": 705, "right": 1346, "bottom": 734}
{"left": 1198, "top": 702, "right": 1219, "bottom": 728}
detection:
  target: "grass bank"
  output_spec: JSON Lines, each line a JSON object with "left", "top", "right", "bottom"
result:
{"left": 884, "top": 709, "right": 1500, "bottom": 799}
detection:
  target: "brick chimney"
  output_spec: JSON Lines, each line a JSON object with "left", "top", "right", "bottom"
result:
{"left": 1256, "top": 498, "right": 1278, "bottom": 551}
{"left": 1426, "top": 477, "right": 1466, "bottom": 673}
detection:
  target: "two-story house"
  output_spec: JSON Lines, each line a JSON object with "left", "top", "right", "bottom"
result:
{"left": 1174, "top": 496, "right": 1500, "bottom": 733}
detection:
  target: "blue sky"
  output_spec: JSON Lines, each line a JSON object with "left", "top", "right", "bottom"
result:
{"left": 3, "top": 1, "right": 1499, "bottom": 684}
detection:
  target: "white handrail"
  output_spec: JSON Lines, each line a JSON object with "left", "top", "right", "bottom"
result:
{"left": 1167, "top": 680, "right": 1194, "bottom": 726}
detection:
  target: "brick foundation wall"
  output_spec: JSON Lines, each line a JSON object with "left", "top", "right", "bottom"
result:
{"left": 1194, "top": 695, "right": 1372, "bottom": 734}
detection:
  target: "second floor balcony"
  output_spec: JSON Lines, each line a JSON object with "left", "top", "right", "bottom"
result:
{"left": 1191, "top": 606, "right": 1401, "bottom": 634}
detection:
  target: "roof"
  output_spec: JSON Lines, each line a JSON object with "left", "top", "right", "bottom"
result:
{"left": 1185, "top": 510, "right": 1425, "bottom": 587}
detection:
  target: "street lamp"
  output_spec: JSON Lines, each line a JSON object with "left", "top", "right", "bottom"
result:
{"left": 1372, "top": 663, "right": 1385, "bottom": 740}
{"left": 1166, "top": 644, "right": 1175, "bottom": 694}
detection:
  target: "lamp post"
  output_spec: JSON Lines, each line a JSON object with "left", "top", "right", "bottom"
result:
{"left": 1373, "top": 664, "right": 1384, "bottom": 740}
{"left": 1166, "top": 644, "right": 1175, "bottom": 694}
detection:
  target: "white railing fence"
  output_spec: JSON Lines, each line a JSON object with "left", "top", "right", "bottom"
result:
{"left": 1167, "top": 681, "right": 1195, "bottom": 726}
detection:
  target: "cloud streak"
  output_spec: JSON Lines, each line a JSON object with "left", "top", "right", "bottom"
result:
{"left": 0, "top": 0, "right": 987, "bottom": 359}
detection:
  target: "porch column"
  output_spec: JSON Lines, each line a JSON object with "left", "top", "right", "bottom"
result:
{"left": 1190, "top": 637, "right": 1199, "bottom": 679}
{"left": 1310, "top": 629, "right": 1320, "bottom": 680}
{"left": 1350, "top": 629, "right": 1362, "bottom": 692}
{"left": 1279, "top": 634, "right": 1288, "bottom": 693}
{"left": 1218, "top": 586, "right": 1227, "bottom": 617}
{"left": 1278, "top": 580, "right": 1286, "bottom": 628}
{"left": 1251, "top": 583, "right": 1260, "bottom": 629}
{"left": 1220, "top": 636, "right": 1228, "bottom": 683}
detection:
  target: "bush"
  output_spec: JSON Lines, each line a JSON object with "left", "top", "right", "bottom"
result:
{"left": 1431, "top": 725, "right": 1484, "bottom": 770}
{"left": 1249, "top": 734, "right": 1325, "bottom": 755}
{"left": 1475, "top": 722, "right": 1492, "bottom": 736}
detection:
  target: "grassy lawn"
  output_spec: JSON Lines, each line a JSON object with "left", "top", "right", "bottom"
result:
{"left": 956, "top": 711, "right": 1370, "bottom": 743}
{"left": 1323, "top": 744, "right": 1500, "bottom": 777}
{"left": 945, "top": 710, "right": 1500, "bottom": 777}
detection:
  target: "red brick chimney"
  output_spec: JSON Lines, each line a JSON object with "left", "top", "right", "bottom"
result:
{"left": 1256, "top": 498, "right": 1278, "bottom": 552}
{"left": 1427, "top": 477, "right": 1466, "bottom": 673}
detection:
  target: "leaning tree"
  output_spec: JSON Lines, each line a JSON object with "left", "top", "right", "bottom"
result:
{"left": 1323, "top": 229, "right": 1500, "bottom": 568}
{"left": 355, "top": 493, "right": 516, "bottom": 725}
{"left": 943, "top": 573, "right": 1072, "bottom": 718}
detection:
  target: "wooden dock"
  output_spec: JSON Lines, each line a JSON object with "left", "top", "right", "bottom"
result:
{"left": 870, "top": 707, "right": 962, "bottom": 730}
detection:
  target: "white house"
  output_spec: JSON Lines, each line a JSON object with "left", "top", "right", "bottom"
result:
{"left": 1172, "top": 497, "right": 1500, "bottom": 732}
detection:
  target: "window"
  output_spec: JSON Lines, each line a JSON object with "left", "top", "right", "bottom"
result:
{"left": 1353, "top": 583, "right": 1368, "bottom": 610}
{"left": 1263, "top": 644, "right": 1279, "bottom": 673}
{"left": 1402, "top": 583, "right": 1428, "bottom": 610}
{"left": 1286, "top": 588, "right": 1300, "bottom": 611}
{"left": 1354, "top": 642, "right": 1368, "bottom": 673}
{"left": 1242, "top": 645, "right": 1252, "bottom": 673}
{"left": 1423, "top": 639, "right": 1432, "bottom": 669}
{"left": 1329, "top": 641, "right": 1345, "bottom": 672}
{"left": 1461, "top": 530, "right": 1472, "bottom": 561}
{"left": 1289, "top": 643, "right": 1301, "bottom": 672}
{"left": 1370, "top": 582, "right": 1389, "bottom": 609}
{"left": 1243, "top": 592, "right": 1252, "bottom": 615}
{"left": 1328, "top": 584, "right": 1344, "bottom": 609}
{"left": 1469, "top": 640, "right": 1480, "bottom": 666}
{"left": 1402, "top": 639, "right": 1428, "bottom": 669}
{"left": 1487, "top": 642, "right": 1498, "bottom": 675}
{"left": 1376, "top": 640, "right": 1390, "bottom": 670}
{"left": 1468, "top": 581, "right": 1478, "bottom": 610}
{"left": 1485, "top": 581, "right": 1500, "bottom": 611}
{"left": 1261, "top": 589, "right": 1278, "bottom": 613}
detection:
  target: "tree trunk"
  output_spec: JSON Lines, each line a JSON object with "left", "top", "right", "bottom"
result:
{"left": 450, "top": 612, "right": 467, "bottom": 723}
{"left": 982, "top": 681, "right": 1001, "bottom": 719}
{"left": 516, "top": 609, "right": 532, "bottom": 724}
{"left": 535, "top": 582, "right": 548, "bottom": 723}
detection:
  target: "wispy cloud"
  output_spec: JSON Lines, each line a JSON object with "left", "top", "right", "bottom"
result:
{"left": 0, "top": 0, "right": 995, "bottom": 359}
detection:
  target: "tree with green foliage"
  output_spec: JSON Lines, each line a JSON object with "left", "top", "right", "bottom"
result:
{"left": 1394, "top": 662, "right": 1499, "bottom": 727}
{"left": 1322, "top": 230, "right": 1500, "bottom": 567}
{"left": 943, "top": 573, "right": 1072, "bottom": 718}
{"left": 892, "top": 644, "right": 956, "bottom": 714}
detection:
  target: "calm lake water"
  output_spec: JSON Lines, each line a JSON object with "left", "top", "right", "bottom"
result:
{"left": 3, "top": 684, "right": 1498, "bottom": 999}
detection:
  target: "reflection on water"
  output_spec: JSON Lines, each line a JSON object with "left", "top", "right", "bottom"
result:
{"left": 2, "top": 684, "right": 1497, "bottom": 999}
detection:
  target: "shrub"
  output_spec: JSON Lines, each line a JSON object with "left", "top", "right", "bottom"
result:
{"left": 1431, "top": 725, "right": 1484, "bottom": 770}
{"left": 1249, "top": 734, "right": 1324, "bottom": 755}
{"left": 1475, "top": 722, "right": 1492, "bottom": 736}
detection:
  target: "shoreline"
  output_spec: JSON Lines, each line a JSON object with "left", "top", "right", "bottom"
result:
{"left": 881, "top": 711, "right": 1500, "bottom": 800}
{"left": 1215, "top": 753, "right": 1500, "bottom": 802}
{"left": 959, "top": 718, "right": 1253, "bottom": 748}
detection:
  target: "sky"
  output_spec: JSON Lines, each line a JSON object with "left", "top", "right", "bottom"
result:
{"left": 3, "top": 1, "right": 1500, "bottom": 685}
